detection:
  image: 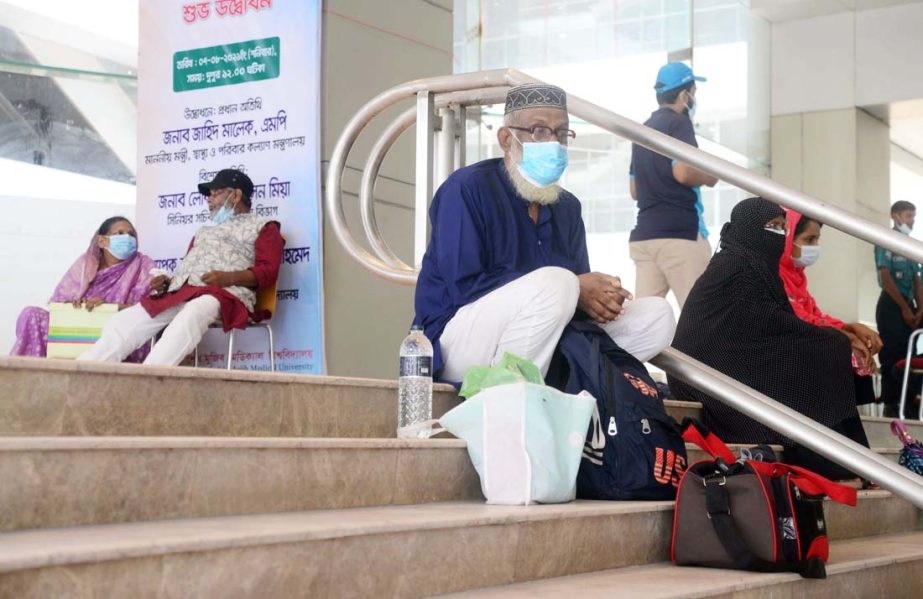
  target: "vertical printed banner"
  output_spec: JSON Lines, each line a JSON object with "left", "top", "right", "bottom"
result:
{"left": 138, "top": 0, "right": 325, "bottom": 373}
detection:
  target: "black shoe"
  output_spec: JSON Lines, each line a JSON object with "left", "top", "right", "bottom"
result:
{"left": 883, "top": 404, "right": 900, "bottom": 418}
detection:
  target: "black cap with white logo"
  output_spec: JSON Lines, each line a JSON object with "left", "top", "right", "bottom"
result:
{"left": 198, "top": 168, "right": 254, "bottom": 198}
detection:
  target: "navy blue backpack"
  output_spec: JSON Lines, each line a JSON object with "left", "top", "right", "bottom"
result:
{"left": 547, "top": 320, "right": 687, "bottom": 500}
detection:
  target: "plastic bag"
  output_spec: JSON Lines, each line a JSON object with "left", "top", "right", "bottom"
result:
{"left": 440, "top": 382, "right": 595, "bottom": 504}
{"left": 458, "top": 352, "right": 544, "bottom": 398}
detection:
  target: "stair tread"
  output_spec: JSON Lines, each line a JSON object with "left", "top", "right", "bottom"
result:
{"left": 0, "top": 436, "right": 792, "bottom": 451}
{"left": 0, "top": 491, "right": 899, "bottom": 574}
{"left": 444, "top": 531, "right": 923, "bottom": 598}
{"left": 0, "top": 500, "right": 673, "bottom": 573}
{"left": 0, "top": 436, "right": 468, "bottom": 450}
{"left": 0, "top": 355, "right": 456, "bottom": 391}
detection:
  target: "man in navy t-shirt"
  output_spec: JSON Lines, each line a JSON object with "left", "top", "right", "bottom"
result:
{"left": 629, "top": 62, "right": 718, "bottom": 308}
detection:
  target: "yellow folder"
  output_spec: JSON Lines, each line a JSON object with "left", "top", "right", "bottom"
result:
{"left": 46, "top": 302, "right": 119, "bottom": 359}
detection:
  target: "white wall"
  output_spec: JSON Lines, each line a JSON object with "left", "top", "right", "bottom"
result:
{"left": 321, "top": 0, "right": 453, "bottom": 378}
{"left": 770, "top": 108, "right": 890, "bottom": 325}
{"left": 772, "top": 4, "right": 923, "bottom": 116}
{"left": 0, "top": 160, "right": 136, "bottom": 353}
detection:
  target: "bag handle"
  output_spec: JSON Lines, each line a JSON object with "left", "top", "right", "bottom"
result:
{"left": 681, "top": 420, "right": 857, "bottom": 505}
{"left": 703, "top": 477, "right": 827, "bottom": 579}
{"left": 398, "top": 419, "right": 445, "bottom": 439}
{"left": 681, "top": 419, "right": 736, "bottom": 464}
{"left": 747, "top": 461, "right": 857, "bottom": 506}
{"left": 891, "top": 420, "right": 919, "bottom": 448}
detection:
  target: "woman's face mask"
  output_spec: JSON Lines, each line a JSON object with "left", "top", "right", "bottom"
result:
{"left": 106, "top": 234, "right": 137, "bottom": 260}
{"left": 793, "top": 243, "right": 821, "bottom": 268}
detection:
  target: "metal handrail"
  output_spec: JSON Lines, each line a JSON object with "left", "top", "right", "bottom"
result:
{"left": 325, "top": 68, "right": 923, "bottom": 509}
{"left": 654, "top": 349, "right": 923, "bottom": 509}
{"left": 325, "top": 69, "right": 531, "bottom": 284}
{"left": 898, "top": 329, "right": 923, "bottom": 420}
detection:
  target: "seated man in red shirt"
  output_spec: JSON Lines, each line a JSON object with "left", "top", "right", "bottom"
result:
{"left": 79, "top": 169, "right": 283, "bottom": 366}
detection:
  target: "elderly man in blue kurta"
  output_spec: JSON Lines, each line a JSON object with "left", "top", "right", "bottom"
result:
{"left": 414, "top": 83, "right": 676, "bottom": 383}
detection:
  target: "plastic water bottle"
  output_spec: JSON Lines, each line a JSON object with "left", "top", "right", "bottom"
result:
{"left": 398, "top": 325, "right": 433, "bottom": 438}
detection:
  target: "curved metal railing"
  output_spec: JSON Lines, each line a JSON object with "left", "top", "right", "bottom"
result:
{"left": 325, "top": 68, "right": 923, "bottom": 509}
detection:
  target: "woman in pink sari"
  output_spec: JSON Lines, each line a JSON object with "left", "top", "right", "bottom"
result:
{"left": 11, "top": 216, "right": 156, "bottom": 361}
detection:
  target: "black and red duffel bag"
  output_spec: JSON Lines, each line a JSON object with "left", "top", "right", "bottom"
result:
{"left": 671, "top": 420, "right": 857, "bottom": 579}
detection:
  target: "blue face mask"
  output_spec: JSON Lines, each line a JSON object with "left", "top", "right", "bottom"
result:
{"left": 685, "top": 93, "right": 697, "bottom": 119}
{"left": 107, "top": 234, "right": 137, "bottom": 260}
{"left": 514, "top": 138, "right": 568, "bottom": 188}
{"left": 210, "top": 191, "right": 236, "bottom": 225}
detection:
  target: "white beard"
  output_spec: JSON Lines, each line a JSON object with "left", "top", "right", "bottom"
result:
{"left": 505, "top": 160, "right": 563, "bottom": 206}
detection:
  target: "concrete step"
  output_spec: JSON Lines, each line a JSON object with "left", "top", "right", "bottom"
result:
{"left": 6, "top": 357, "right": 920, "bottom": 446}
{"left": 0, "top": 500, "right": 918, "bottom": 598}
{"left": 445, "top": 531, "right": 923, "bottom": 598}
{"left": 0, "top": 356, "right": 460, "bottom": 438}
{"left": 0, "top": 435, "right": 791, "bottom": 531}
{"left": 0, "top": 437, "right": 481, "bottom": 531}
{"left": 860, "top": 415, "right": 923, "bottom": 448}
{"left": 2, "top": 356, "right": 700, "bottom": 438}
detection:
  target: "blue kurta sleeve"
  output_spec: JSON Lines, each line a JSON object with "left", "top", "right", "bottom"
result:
{"left": 431, "top": 178, "right": 524, "bottom": 305}
{"left": 571, "top": 201, "right": 591, "bottom": 275}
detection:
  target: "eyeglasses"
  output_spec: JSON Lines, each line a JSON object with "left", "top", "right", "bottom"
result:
{"left": 507, "top": 125, "right": 576, "bottom": 145}
{"left": 763, "top": 222, "right": 787, "bottom": 234}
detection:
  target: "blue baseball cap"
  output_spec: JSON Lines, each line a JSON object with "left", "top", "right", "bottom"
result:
{"left": 654, "top": 62, "right": 706, "bottom": 93}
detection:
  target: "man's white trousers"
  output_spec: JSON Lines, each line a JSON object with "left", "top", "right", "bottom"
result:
{"left": 439, "top": 267, "right": 676, "bottom": 382}
{"left": 77, "top": 295, "right": 221, "bottom": 366}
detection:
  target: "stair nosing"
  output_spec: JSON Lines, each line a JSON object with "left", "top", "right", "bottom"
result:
{"left": 0, "top": 355, "right": 457, "bottom": 392}
{"left": 0, "top": 436, "right": 468, "bottom": 451}
{"left": 0, "top": 500, "right": 677, "bottom": 573}
{"left": 443, "top": 531, "right": 923, "bottom": 598}
{"left": 0, "top": 437, "right": 828, "bottom": 454}
{"left": 0, "top": 491, "right": 902, "bottom": 575}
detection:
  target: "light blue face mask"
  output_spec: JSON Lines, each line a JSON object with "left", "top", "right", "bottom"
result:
{"left": 514, "top": 137, "right": 569, "bottom": 188}
{"left": 107, "top": 234, "right": 137, "bottom": 260}
{"left": 793, "top": 243, "right": 821, "bottom": 268}
{"left": 210, "top": 191, "right": 236, "bottom": 225}
{"left": 685, "top": 93, "right": 697, "bottom": 119}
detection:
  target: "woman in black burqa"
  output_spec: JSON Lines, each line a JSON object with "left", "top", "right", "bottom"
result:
{"left": 669, "top": 197, "right": 870, "bottom": 480}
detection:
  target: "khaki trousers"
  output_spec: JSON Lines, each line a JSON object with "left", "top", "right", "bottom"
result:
{"left": 629, "top": 235, "right": 712, "bottom": 308}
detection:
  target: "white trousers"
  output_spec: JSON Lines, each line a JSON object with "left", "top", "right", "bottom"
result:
{"left": 77, "top": 295, "right": 221, "bottom": 366}
{"left": 439, "top": 267, "right": 676, "bottom": 382}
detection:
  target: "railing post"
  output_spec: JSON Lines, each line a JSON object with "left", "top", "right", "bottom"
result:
{"left": 898, "top": 329, "right": 923, "bottom": 420}
{"left": 435, "top": 106, "right": 456, "bottom": 191}
{"left": 455, "top": 105, "right": 467, "bottom": 171}
{"left": 415, "top": 91, "right": 436, "bottom": 270}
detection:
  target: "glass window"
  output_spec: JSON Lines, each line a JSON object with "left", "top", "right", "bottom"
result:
{"left": 454, "top": 0, "right": 771, "bottom": 291}
{"left": 0, "top": 2, "right": 138, "bottom": 183}
{"left": 0, "top": 70, "right": 136, "bottom": 183}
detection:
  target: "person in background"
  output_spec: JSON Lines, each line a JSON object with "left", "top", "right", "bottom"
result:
{"left": 628, "top": 62, "right": 718, "bottom": 308}
{"left": 875, "top": 200, "right": 923, "bottom": 417}
{"left": 670, "top": 198, "right": 870, "bottom": 481}
{"left": 779, "top": 209, "right": 882, "bottom": 405}
{"left": 78, "top": 169, "right": 283, "bottom": 366}
{"left": 413, "top": 83, "right": 675, "bottom": 384}
{"left": 10, "top": 216, "right": 154, "bottom": 361}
